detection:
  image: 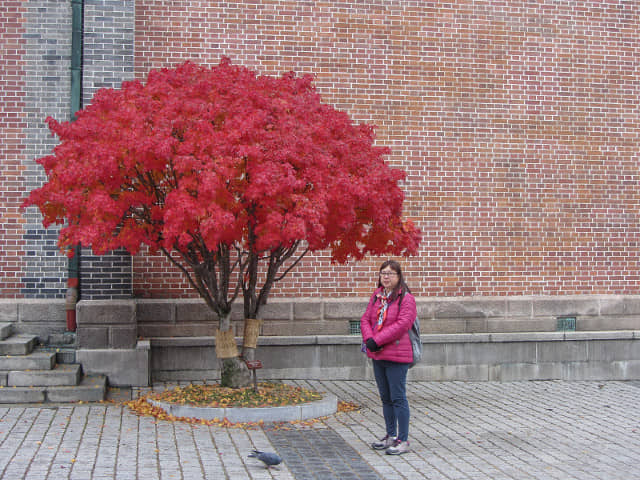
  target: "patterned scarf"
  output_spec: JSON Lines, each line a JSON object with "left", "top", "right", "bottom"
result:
{"left": 376, "top": 290, "right": 391, "bottom": 331}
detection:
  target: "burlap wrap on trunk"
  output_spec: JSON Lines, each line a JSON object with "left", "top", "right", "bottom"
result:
{"left": 215, "top": 328, "right": 238, "bottom": 358}
{"left": 243, "top": 318, "right": 263, "bottom": 349}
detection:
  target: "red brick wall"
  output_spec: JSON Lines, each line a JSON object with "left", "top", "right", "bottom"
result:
{"left": 132, "top": 0, "right": 640, "bottom": 298}
{"left": 0, "top": 2, "right": 27, "bottom": 297}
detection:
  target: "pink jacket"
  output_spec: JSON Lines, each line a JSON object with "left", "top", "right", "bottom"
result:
{"left": 360, "top": 287, "right": 417, "bottom": 363}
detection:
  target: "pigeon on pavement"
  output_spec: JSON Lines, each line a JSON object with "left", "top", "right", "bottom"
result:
{"left": 248, "top": 449, "right": 282, "bottom": 468}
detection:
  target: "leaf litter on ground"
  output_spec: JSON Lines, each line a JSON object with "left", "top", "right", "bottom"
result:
{"left": 122, "top": 381, "right": 361, "bottom": 429}
{"left": 153, "top": 382, "right": 322, "bottom": 407}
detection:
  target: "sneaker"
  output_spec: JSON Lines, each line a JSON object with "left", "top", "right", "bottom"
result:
{"left": 386, "top": 439, "right": 410, "bottom": 455}
{"left": 371, "top": 434, "right": 396, "bottom": 450}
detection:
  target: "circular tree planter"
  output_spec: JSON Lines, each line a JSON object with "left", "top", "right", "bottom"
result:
{"left": 148, "top": 393, "right": 338, "bottom": 423}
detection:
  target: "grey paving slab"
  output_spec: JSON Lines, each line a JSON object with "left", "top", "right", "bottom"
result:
{"left": 265, "top": 427, "right": 383, "bottom": 480}
{"left": 0, "top": 380, "right": 639, "bottom": 479}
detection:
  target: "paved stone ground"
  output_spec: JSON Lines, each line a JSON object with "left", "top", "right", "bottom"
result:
{"left": 0, "top": 380, "right": 639, "bottom": 479}
{"left": 265, "top": 428, "right": 383, "bottom": 480}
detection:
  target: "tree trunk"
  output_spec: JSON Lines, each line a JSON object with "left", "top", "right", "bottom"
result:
{"left": 220, "top": 357, "right": 251, "bottom": 388}
{"left": 218, "top": 312, "right": 251, "bottom": 388}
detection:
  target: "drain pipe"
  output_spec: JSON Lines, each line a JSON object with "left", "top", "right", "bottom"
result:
{"left": 65, "top": 0, "right": 84, "bottom": 332}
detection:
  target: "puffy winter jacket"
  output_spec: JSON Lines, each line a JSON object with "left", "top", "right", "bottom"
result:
{"left": 360, "top": 287, "right": 417, "bottom": 363}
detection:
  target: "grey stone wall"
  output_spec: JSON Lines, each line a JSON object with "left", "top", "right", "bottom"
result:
{"left": 137, "top": 295, "right": 640, "bottom": 383}
{"left": 6, "top": 294, "right": 640, "bottom": 343}
{"left": 0, "top": 299, "right": 66, "bottom": 340}
{"left": 4, "top": 295, "right": 640, "bottom": 385}
{"left": 149, "top": 331, "right": 640, "bottom": 383}
{"left": 76, "top": 299, "right": 136, "bottom": 349}
{"left": 135, "top": 295, "right": 640, "bottom": 338}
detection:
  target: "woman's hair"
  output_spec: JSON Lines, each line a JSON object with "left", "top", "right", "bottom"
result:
{"left": 377, "top": 259, "right": 411, "bottom": 302}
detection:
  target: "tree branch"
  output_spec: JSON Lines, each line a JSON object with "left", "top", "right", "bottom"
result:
{"left": 160, "top": 246, "right": 220, "bottom": 315}
{"left": 274, "top": 243, "right": 309, "bottom": 282}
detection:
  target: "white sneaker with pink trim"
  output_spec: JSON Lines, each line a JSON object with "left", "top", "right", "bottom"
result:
{"left": 386, "top": 439, "right": 410, "bottom": 455}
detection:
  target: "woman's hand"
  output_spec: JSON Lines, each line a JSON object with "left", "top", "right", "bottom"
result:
{"left": 366, "top": 338, "right": 381, "bottom": 352}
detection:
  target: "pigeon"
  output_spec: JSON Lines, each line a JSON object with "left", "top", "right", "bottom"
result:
{"left": 248, "top": 449, "right": 282, "bottom": 468}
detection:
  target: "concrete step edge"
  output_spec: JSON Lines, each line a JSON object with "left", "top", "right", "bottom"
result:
{"left": 0, "top": 323, "right": 12, "bottom": 341}
{"left": 8, "top": 364, "right": 82, "bottom": 387}
{"left": 46, "top": 375, "right": 107, "bottom": 403}
{"left": 0, "top": 376, "right": 107, "bottom": 404}
{"left": 0, "top": 334, "right": 37, "bottom": 355}
{"left": 0, "top": 351, "right": 56, "bottom": 371}
{"left": 0, "top": 386, "right": 46, "bottom": 403}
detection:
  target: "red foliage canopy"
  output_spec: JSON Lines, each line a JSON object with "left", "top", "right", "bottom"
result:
{"left": 26, "top": 59, "right": 419, "bottom": 260}
{"left": 24, "top": 59, "right": 420, "bottom": 315}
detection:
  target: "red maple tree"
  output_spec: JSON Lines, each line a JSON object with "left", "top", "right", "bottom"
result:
{"left": 24, "top": 59, "right": 420, "bottom": 386}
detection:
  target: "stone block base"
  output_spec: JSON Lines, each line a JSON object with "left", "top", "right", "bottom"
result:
{"left": 77, "top": 340, "right": 150, "bottom": 387}
{"left": 149, "top": 331, "right": 640, "bottom": 383}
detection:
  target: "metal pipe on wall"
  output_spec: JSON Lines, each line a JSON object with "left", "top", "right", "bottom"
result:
{"left": 65, "top": 0, "right": 83, "bottom": 332}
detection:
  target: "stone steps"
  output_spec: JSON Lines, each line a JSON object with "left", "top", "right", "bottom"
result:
{"left": 0, "top": 351, "right": 56, "bottom": 371}
{"left": 9, "top": 363, "right": 82, "bottom": 387}
{"left": 34, "top": 346, "right": 76, "bottom": 365}
{"left": 0, "top": 334, "right": 38, "bottom": 355}
{"left": 0, "top": 323, "right": 107, "bottom": 404}
{"left": 46, "top": 375, "right": 108, "bottom": 403}
{"left": 0, "top": 375, "right": 107, "bottom": 404}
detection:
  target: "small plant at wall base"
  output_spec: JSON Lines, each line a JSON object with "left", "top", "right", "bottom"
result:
{"left": 23, "top": 58, "right": 421, "bottom": 387}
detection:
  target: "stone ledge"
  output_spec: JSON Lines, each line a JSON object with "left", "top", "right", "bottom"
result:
{"left": 422, "top": 333, "right": 492, "bottom": 343}
{"left": 564, "top": 330, "right": 637, "bottom": 340}
{"left": 147, "top": 393, "right": 337, "bottom": 423}
{"left": 488, "top": 332, "right": 566, "bottom": 342}
{"left": 151, "top": 336, "right": 214, "bottom": 348}
{"left": 149, "top": 335, "right": 363, "bottom": 348}
{"left": 148, "top": 330, "right": 640, "bottom": 348}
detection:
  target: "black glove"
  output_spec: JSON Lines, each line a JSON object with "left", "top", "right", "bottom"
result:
{"left": 366, "top": 338, "right": 380, "bottom": 352}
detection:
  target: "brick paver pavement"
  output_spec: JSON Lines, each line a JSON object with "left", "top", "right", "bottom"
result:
{"left": 1, "top": 380, "right": 639, "bottom": 479}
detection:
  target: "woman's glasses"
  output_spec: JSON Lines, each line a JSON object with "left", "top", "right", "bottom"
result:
{"left": 379, "top": 271, "right": 398, "bottom": 277}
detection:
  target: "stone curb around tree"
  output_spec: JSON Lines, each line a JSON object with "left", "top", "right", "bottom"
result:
{"left": 147, "top": 393, "right": 338, "bottom": 423}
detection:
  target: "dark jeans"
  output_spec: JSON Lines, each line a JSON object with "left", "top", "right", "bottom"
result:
{"left": 372, "top": 359, "right": 410, "bottom": 442}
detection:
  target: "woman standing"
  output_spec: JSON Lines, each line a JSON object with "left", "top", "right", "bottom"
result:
{"left": 360, "top": 260, "right": 416, "bottom": 455}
